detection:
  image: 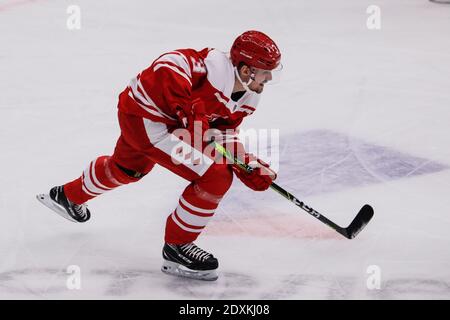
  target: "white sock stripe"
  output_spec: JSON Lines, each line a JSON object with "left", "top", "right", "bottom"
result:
{"left": 91, "top": 159, "right": 114, "bottom": 190}
{"left": 83, "top": 168, "right": 108, "bottom": 195}
{"left": 171, "top": 213, "right": 202, "bottom": 233}
{"left": 81, "top": 177, "right": 100, "bottom": 197}
{"left": 180, "top": 196, "right": 216, "bottom": 214}
{"left": 175, "top": 206, "right": 213, "bottom": 227}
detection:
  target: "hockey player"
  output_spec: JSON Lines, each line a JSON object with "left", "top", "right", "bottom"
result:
{"left": 37, "top": 30, "right": 281, "bottom": 281}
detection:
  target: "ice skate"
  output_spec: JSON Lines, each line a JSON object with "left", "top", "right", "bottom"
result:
{"left": 161, "top": 242, "right": 219, "bottom": 281}
{"left": 36, "top": 186, "right": 91, "bottom": 223}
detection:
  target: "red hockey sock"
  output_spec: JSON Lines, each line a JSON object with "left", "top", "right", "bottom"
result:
{"left": 64, "top": 156, "right": 139, "bottom": 204}
{"left": 165, "top": 164, "right": 233, "bottom": 244}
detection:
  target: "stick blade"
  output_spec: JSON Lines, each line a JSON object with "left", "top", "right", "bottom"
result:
{"left": 345, "top": 204, "right": 374, "bottom": 239}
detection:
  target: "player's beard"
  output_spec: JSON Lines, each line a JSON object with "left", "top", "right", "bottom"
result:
{"left": 255, "top": 83, "right": 264, "bottom": 93}
{"left": 249, "top": 82, "right": 264, "bottom": 94}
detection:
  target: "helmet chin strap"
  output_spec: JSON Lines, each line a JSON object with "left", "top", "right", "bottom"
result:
{"left": 234, "top": 67, "right": 255, "bottom": 92}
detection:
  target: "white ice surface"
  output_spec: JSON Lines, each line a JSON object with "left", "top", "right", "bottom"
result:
{"left": 1, "top": 0, "right": 450, "bottom": 299}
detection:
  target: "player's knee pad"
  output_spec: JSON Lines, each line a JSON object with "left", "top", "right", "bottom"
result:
{"left": 106, "top": 159, "right": 146, "bottom": 184}
{"left": 115, "top": 162, "right": 148, "bottom": 180}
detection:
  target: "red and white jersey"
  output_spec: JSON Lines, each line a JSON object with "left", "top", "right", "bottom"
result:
{"left": 118, "top": 48, "right": 260, "bottom": 131}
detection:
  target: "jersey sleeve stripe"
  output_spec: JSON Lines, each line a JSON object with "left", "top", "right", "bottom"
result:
{"left": 136, "top": 77, "right": 177, "bottom": 120}
{"left": 128, "top": 91, "right": 171, "bottom": 120}
{"left": 130, "top": 83, "right": 151, "bottom": 108}
{"left": 153, "top": 63, "right": 192, "bottom": 86}
{"left": 172, "top": 51, "right": 191, "bottom": 70}
{"left": 156, "top": 52, "right": 192, "bottom": 78}
{"left": 128, "top": 76, "right": 177, "bottom": 121}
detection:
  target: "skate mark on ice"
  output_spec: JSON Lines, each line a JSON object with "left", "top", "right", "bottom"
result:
{"left": 368, "top": 278, "right": 450, "bottom": 300}
{"left": 2, "top": 268, "right": 450, "bottom": 299}
{"left": 0, "top": 268, "right": 71, "bottom": 297}
{"left": 259, "top": 274, "right": 450, "bottom": 299}
{"left": 0, "top": 267, "right": 257, "bottom": 299}
{"left": 164, "top": 272, "right": 258, "bottom": 299}
{"left": 91, "top": 269, "right": 159, "bottom": 297}
{"left": 260, "top": 274, "right": 354, "bottom": 300}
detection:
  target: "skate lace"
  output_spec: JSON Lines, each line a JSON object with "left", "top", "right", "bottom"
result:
{"left": 180, "top": 243, "right": 211, "bottom": 262}
{"left": 73, "top": 203, "right": 88, "bottom": 219}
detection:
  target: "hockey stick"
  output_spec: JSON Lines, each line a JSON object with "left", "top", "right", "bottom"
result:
{"left": 213, "top": 142, "right": 374, "bottom": 239}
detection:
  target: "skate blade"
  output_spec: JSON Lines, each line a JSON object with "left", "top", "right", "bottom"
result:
{"left": 161, "top": 259, "right": 218, "bottom": 281}
{"left": 36, "top": 193, "right": 78, "bottom": 223}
